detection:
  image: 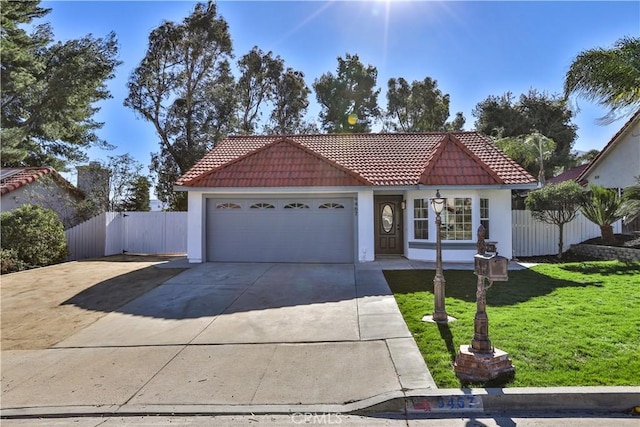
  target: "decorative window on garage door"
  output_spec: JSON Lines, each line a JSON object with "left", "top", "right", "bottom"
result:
{"left": 216, "top": 203, "right": 242, "bottom": 209}
{"left": 284, "top": 203, "right": 310, "bottom": 209}
{"left": 319, "top": 202, "right": 345, "bottom": 209}
{"left": 250, "top": 202, "right": 276, "bottom": 209}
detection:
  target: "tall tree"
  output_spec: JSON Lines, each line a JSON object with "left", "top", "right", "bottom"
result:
{"left": 1, "top": 0, "right": 120, "bottom": 170}
{"left": 313, "top": 53, "right": 381, "bottom": 133}
{"left": 525, "top": 181, "right": 583, "bottom": 258}
{"left": 564, "top": 36, "right": 640, "bottom": 123}
{"left": 265, "top": 68, "right": 313, "bottom": 134}
{"left": 124, "top": 1, "right": 235, "bottom": 210}
{"left": 120, "top": 176, "right": 151, "bottom": 212}
{"left": 236, "top": 47, "right": 283, "bottom": 134}
{"left": 384, "top": 77, "right": 464, "bottom": 132}
{"left": 473, "top": 90, "right": 577, "bottom": 178}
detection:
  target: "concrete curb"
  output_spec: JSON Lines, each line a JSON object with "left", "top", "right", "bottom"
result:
{"left": 2, "top": 387, "right": 638, "bottom": 419}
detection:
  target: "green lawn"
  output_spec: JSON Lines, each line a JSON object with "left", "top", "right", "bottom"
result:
{"left": 384, "top": 261, "right": 640, "bottom": 388}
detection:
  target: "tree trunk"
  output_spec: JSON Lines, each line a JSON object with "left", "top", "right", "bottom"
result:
{"left": 557, "top": 223, "right": 564, "bottom": 259}
{"left": 600, "top": 224, "right": 615, "bottom": 245}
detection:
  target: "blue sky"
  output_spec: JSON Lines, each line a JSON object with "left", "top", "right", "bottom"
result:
{"left": 41, "top": 1, "right": 639, "bottom": 186}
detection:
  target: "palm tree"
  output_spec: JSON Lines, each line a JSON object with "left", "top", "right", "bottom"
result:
{"left": 619, "top": 177, "right": 640, "bottom": 225}
{"left": 579, "top": 185, "right": 623, "bottom": 245}
{"left": 564, "top": 36, "right": 640, "bottom": 123}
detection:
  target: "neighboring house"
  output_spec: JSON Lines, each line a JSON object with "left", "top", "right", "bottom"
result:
{"left": 577, "top": 109, "right": 640, "bottom": 232}
{"left": 175, "top": 132, "right": 536, "bottom": 264}
{"left": 546, "top": 164, "right": 589, "bottom": 185}
{"left": 0, "top": 167, "right": 84, "bottom": 229}
{"left": 577, "top": 109, "right": 640, "bottom": 189}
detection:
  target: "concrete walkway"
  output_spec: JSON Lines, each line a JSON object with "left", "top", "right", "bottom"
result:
{"left": 1, "top": 261, "right": 435, "bottom": 416}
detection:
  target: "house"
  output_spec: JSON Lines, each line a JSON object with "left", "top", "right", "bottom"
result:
{"left": 1, "top": 163, "right": 111, "bottom": 229}
{"left": 175, "top": 132, "right": 537, "bottom": 264}
{"left": 1, "top": 167, "right": 84, "bottom": 229}
{"left": 546, "top": 164, "right": 589, "bottom": 185}
{"left": 577, "top": 109, "right": 639, "bottom": 189}
{"left": 577, "top": 109, "right": 640, "bottom": 232}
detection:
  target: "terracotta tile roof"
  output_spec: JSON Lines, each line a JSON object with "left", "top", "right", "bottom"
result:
{"left": 186, "top": 138, "right": 372, "bottom": 187}
{"left": 177, "top": 132, "right": 536, "bottom": 188}
{"left": 0, "top": 167, "right": 83, "bottom": 197}
{"left": 419, "top": 134, "right": 505, "bottom": 185}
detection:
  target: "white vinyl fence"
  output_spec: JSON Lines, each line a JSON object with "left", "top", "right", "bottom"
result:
{"left": 66, "top": 212, "right": 187, "bottom": 261}
{"left": 512, "top": 210, "right": 621, "bottom": 257}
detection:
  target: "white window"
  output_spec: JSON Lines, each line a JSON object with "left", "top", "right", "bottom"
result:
{"left": 413, "top": 199, "right": 429, "bottom": 239}
{"left": 480, "top": 198, "right": 490, "bottom": 239}
{"left": 441, "top": 198, "right": 472, "bottom": 240}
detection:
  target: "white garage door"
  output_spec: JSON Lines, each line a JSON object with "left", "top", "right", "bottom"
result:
{"left": 206, "top": 198, "right": 354, "bottom": 263}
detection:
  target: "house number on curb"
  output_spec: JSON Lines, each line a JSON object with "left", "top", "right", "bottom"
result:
{"left": 407, "top": 395, "right": 483, "bottom": 413}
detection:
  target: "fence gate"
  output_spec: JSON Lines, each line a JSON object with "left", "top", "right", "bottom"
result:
{"left": 122, "top": 212, "right": 187, "bottom": 255}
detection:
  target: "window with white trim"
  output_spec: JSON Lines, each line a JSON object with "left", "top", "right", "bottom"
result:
{"left": 413, "top": 199, "right": 429, "bottom": 239}
{"left": 480, "top": 198, "right": 490, "bottom": 239}
{"left": 441, "top": 198, "right": 472, "bottom": 240}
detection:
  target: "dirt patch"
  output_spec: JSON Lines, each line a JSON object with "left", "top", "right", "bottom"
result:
{"left": 0, "top": 255, "right": 186, "bottom": 350}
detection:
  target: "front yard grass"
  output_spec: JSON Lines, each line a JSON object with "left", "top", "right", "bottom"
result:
{"left": 384, "top": 261, "right": 640, "bottom": 388}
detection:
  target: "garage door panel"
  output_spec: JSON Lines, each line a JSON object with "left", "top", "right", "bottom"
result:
{"left": 206, "top": 198, "right": 354, "bottom": 263}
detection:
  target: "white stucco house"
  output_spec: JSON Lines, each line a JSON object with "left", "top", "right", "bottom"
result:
{"left": 0, "top": 167, "right": 84, "bottom": 229}
{"left": 577, "top": 109, "right": 640, "bottom": 189}
{"left": 175, "top": 132, "right": 537, "bottom": 264}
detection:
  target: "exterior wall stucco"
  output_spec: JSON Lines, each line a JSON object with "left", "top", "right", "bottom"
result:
{"left": 357, "top": 190, "right": 375, "bottom": 262}
{"left": 184, "top": 187, "right": 514, "bottom": 264}
{"left": 1, "top": 180, "right": 82, "bottom": 228}
{"left": 582, "top": 121, "right": 640, "bottom": 189}
{"left": 404, "top": 189, "right": 513, "bottom": 262}
{"left": 186, "top": 191, "right": 205, "bottom": 263}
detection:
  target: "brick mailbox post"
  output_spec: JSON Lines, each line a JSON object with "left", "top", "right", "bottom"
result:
{"left": 454, "top": 225, "right": 515, "bottom": 383}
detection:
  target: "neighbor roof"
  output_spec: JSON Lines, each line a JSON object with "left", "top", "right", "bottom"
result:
{"left": 177, "top": 132, "right": 536, "bottom": 188}
{"left": 0, "top": 167, "right": 83, "bottom": 197}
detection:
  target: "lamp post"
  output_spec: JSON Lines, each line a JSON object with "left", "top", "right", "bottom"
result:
{"left": 431, "top": 189, "right": 449, "bottom": 323}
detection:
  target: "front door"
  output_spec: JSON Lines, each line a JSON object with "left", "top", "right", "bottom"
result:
{"left": 374, "top": 196, "right": 404, "bottom": 255}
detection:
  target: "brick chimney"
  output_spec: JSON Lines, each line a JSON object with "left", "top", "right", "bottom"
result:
{"left": 76, "top": 161, "right": 110, "bottom": 212}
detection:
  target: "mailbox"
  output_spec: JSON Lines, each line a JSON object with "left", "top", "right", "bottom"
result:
{"left": 474, "top": 253, "right": 508, "bottom": 281}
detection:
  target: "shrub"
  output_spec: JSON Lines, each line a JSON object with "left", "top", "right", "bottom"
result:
{"left": 0, "top": 249, "right": 26, "bottom": 274}
{"left": 0, "top": 205, "right": 69, "bottom": 271}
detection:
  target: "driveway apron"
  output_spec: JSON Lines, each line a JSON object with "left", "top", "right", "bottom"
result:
{"left": 1, "top": 262, "right": 435, "bottom": 412}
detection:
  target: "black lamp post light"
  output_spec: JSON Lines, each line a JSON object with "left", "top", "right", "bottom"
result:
{"left": 422, "top": 189, "right": 456, "bottom": 324}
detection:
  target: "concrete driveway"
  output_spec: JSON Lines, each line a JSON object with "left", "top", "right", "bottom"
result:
{"left": 1, "top": 262, "right": 435, "bottom": 415}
